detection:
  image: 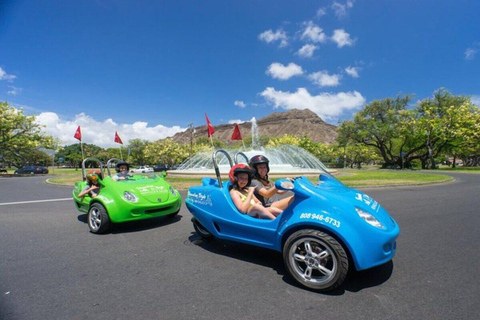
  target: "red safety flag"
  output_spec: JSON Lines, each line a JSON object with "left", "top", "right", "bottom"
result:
{"left": 205, "top": 113, "right": 215, "bottom": 138}
{"left": 231, "top": 123, "right": 242, "bottom": 140}
{"left": 114, "top": 131, "right": 123, "bottom": 144}
{"left": 74, "top": 126, "right": 82, "bottom": 141}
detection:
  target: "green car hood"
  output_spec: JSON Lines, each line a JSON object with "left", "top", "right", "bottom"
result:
{"left": 110, "top": 175, "right": 173, "bottom": 203}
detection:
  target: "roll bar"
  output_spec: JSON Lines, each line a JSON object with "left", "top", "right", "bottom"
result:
{"left": 106, "top": 158, "right": 122, "bottom": 177}
{"left": 234, "top": 151, "right": 249, "bottom": 165}
{"left": 81, "top": 158, "right": 104, "bottom": 181}
{"left": 212, "top": 149, "right": 233, "bottom": 188}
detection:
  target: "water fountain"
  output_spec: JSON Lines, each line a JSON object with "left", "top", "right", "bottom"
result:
{"left": 170, "top": 118, "right": 331, "bottom": 176}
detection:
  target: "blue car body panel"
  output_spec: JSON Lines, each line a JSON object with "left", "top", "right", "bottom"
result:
{"left": 186, "top": 175, "right": 400, "bottom": 271}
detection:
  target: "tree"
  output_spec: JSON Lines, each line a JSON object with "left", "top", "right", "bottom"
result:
{"left": 337, "top": 95, "right": 412, "bottom": 168}
{"left": 407, "top": 89, "right": 474, "bottom": 169}
{"left": 0, "top": 102, "right": 54, "bottom": 167}
{"left": 127, "top": 139, "right": 148, "bottom": 165}
{"left": 144, "top": 139, "right": 190, "bottom": 166}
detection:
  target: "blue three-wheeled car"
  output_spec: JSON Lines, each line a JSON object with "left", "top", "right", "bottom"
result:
{"left": 186, "top": 149, "right": 400, "bottom": 291}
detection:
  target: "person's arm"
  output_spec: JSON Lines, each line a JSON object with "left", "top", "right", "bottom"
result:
{"left": 251, "top": 191, "right": 262, "bottom": 205}
{"left": 256, "top": 184, "right": 278, "bottom": 198}
{"left": 78, "top": 185, "right": 94, "bottom": 197}
{"left": 230, "top": 189, "right": 251, "bottom": 213}
{"left": 90, "top": 185, "right": 100, "bottom": 198}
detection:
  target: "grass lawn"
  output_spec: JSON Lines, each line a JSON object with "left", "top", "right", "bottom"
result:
{"left": 331, "top": 170, "right": 453, "bottom": 187}
{"left": 433, "top": 165, "right": 480, "bottom": 174}
{"left": 44, "top": 167, "right": 453, "bottom": 190}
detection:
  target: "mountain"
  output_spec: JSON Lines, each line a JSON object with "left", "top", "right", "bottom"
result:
{"left": 169, "top": 108, "right": 338, "bottom": 144}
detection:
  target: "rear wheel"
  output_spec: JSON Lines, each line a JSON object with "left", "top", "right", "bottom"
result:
{"left": 88, "top": 203, "right": 110, "bottom": 234}
{"left": 192, "top": 218, "right": 212, "bottom": 239}
{"left": 283, "top": 229, "right": 348, "bottom": 291}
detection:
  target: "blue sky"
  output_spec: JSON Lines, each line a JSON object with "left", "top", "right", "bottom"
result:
{"left": 1, "top": 0, "right": 479, "bottom": 148}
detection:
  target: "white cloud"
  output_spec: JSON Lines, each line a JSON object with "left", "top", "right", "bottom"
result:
{"left": 471, "top": 95, "right": 480, "bottom": 106}
{"left": 260, "top": 87, "right": 365, "bottom": 119}
{"left": 228, "top": 119, "right": 246, "bottom": 124}
{"left": 331, "top": 29, "right": 355, "bottom": 47}
{"left": 309, "top": 71, "right": 341, "bottom": 87}
{"left": 301, "top": 21, "right": 327, "bottom": 43}
{"left": 345, "top": 66, "right": 360, "bottom": 78}
{"left": 258, "top": 29, "right": 288, "bottom": 47}
{"left": 266, "top": 62, "right": 304, "bottom": 80}
{"left": 316, "top": 8, "right": 327, "bottom": 17}
{"left": 332, "top": 0, "right": 355, "bottom": 19}
{"left": 0, "top": 67, "right": 16, "bottom": 81}
{"left": 7, "top": 85, "right": 22, "bottom": 96}
{"left": 260, "top": 87, "right": 365, "bottom": 120}
{"left": 234, "top": 100, "right": 246, "bottom": 108}
{"left": 465, "top": 48, "right": 477, "bottom": 60}
{"left": 35, "top": 112, "right": 185, "bottom": 148}
{"left": 297, "top": 44, "right": 318, "bottom": 58}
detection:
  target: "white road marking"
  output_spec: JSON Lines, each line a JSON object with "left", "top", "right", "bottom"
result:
{"left": 0, "top": 198, "right": 73, "bottom": 206}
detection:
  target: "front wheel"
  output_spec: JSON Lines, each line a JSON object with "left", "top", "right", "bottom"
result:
{"left": 283, "top": 229, "right": 348, "bottom": 291}
{"left": 88, "top": 203, "right": 110, "bottom": 234}
{"left": 192, "top": 218, "right": 212, "bottom": 239}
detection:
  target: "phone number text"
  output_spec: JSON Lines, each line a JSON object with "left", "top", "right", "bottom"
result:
{"left": 299, "top": 213, "right": 341, "bottom": 228}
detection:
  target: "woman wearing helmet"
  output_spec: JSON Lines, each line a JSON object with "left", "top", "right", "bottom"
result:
{"left": 113, "top": 161, "right": 131, "bottom": 181}
{"left": 229, "top": 164, "right": 282, "bottom": 219}
{"left": 78, "top": 171, "right": 101, "bottom": 198}
{"left": 249, "top": 155, "right": 294, "bottom": 210}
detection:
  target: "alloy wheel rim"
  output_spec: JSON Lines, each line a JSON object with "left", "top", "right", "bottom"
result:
{"left": 288, "top": 237, "right": 337, "bottom": 285}
{"left": 89, "top": 208, "right": 101, "bottom": 231}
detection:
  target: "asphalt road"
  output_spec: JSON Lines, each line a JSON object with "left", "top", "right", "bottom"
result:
{"left": 1, "top": 173, "right": 479, "bottom": 320}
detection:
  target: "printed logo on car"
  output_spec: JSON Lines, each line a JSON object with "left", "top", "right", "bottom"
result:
{"left": 187, "top": 192, "right": 212, "bottom": 206}
{"left": 355, "top": 193, "right": 380, "bottom": 212}
{"left": 135, "top": 185, "right": 166, "bottom": 195}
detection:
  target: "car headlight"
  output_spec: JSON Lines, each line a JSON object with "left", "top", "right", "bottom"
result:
{"left": 169, "top": 186, "right": 177, "bottom": 196}
{"left": 123, "top": 191, "right": 138, "bottom": 203}
{"left": 355, "top": 207, "right": 384, "bottom": 229}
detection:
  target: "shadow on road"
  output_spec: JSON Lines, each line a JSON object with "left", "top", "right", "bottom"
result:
{"left": 188, "top": 234, "right": 394, "bottom": 295}
{"left": 76, "top": 213, "right": 182, "bottom": 234}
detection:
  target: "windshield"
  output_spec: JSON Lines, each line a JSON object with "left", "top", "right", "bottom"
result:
{"left": 113, "top": 172, "right": 159, "bottom": 182}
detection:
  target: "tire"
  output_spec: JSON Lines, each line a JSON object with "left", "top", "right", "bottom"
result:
{"left": 192, "top": 218, "right": 212, "bottom": 239}
{"left": 283, "top": 229, "right": 348, "bottom": 291}
{"left": 88, "top": 203, "right": 110, "bottom": 234}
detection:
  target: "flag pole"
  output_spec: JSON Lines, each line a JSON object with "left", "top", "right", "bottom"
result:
{"left": 80, "top": 141, "right": 85, "bottom": 160}
{"left": 209, "top": 135, "right": 214, "bottom": 149}
{"left": 120, "top": 147, "right": 123, "bottom": 160}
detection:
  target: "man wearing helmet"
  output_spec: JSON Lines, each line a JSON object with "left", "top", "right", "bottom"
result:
{"left": 113, "top": 161, "right": 131, "bottom": 181}
{"left": 229, "top": 164, "right": 282, "bottom": 219}
{"left": 78, "top": 171, "right": 101, "bottom": 198}
{"left": 249, "top": 155, "right": 294, "bottom": 210}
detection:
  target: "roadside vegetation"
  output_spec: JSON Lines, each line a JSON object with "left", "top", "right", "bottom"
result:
{"left": 44, "top": 167, "right": 453, "bottom": 190}
{"left": 1, "top": 88, "right": 479, "bottom": 184}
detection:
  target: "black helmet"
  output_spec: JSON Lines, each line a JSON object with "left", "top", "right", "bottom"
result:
{"left": 249, "top": 155, "right": 270, "bottom": 176}
{"left": 116, "top": 161, "right": 130, "bottom": 173}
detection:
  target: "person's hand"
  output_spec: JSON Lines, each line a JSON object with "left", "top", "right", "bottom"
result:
{"left": 248, "top": 187, "right": 256, "bottom": 194}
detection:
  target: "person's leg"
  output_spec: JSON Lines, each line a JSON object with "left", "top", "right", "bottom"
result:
{"left": 248, "top": 204, "right": 276, "bottom": 219}
{"left": 270, "top": 195, "right": 294, "bottom": 211}
{"left": 266, "top": 206, "right": 283, "bottom": 217}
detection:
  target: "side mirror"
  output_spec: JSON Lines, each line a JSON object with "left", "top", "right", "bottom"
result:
{"left": 161, "top": 171, "right": 167, "bottom": 178}
{"left": 275, "top": 179, "right": 295, "bottom": 191}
